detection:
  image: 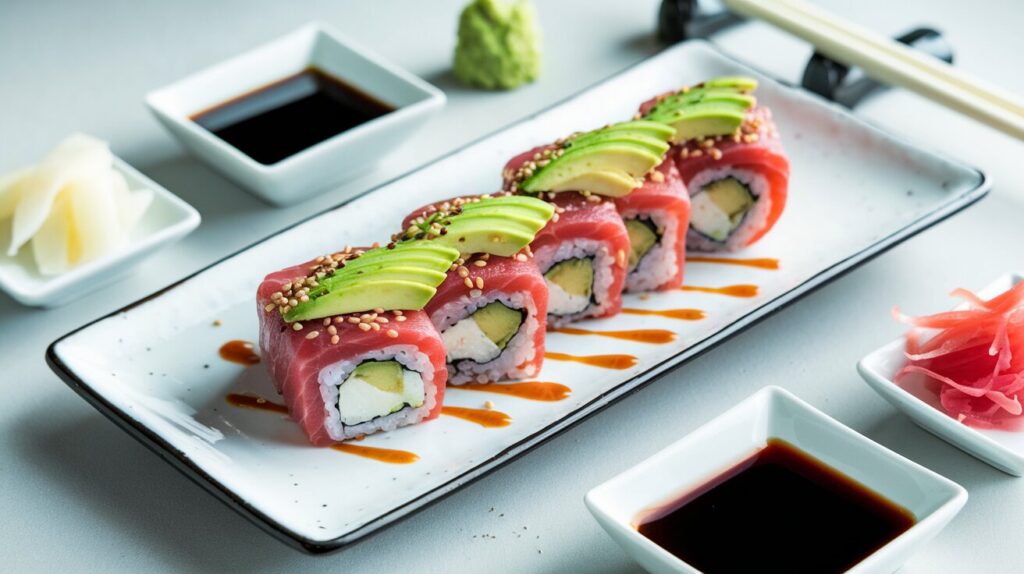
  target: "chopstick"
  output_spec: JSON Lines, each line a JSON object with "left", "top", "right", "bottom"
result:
{"left": 722, "top": 0, "right": 1024, "bottom": 140}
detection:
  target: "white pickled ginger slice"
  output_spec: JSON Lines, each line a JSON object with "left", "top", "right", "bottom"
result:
{"left": 0, "top": 167, "right": 31, "bottom": 221}
{"left": 65, "top": 171, "right": 123, "bottom": 264}
{"left": 110, "top": 170, "right": 152, "bottom": 236}
{"left": 9, "top": 134, "right": 111, "bottom": 256}
{"left": 31, "top": 190, "right": 76, "bottom": 276}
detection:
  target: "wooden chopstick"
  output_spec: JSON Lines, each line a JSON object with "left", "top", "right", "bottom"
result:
{"left": 722, "top": 0, "right": 1024, "bottom": 140}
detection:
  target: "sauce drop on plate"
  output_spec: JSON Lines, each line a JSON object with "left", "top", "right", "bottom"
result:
{"left": 544, "top": 351, "right": 638, "bottom": 370}
{"left": 225, "top": 393, "right": 288, "bottom": 414}
{"left": 455, "top": 382, "right": 571, "bottom": 402}
{"left": 636, "top": 439, "right": 915, "bottom": 573}
{"left": 191, "top": 67, "right": 395, "bottom": 165}
{"left": 620, "top": 307, "right": 706, "bottom": 321}
{"left": 219, "top": 340, "right": 261, "bottom": 365}
{"left": 551, "top": 327, "right": 676, "bottom": 344}
{"left": 680, "top": 284, "right": 759, "bottom": 298}
{"left": 687, "top": 256, "right": 779, "bottom": 270}
{"left": 441, "top": 406, "right": 512, "bottom": 428}
{"left": 332, "top": 443, "right": 419, "bottom": 464}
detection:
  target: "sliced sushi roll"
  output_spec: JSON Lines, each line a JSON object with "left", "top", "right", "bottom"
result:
{"left": 399, "top": 195, "right": 554, "bottom": 384}
{"left": 613, "top": 157, "right": 691, "bottom": 292}
{"left": 640, "top": 77, "right": 790, "bottom": 252}
{"left": 257, "top": 240, "right": 459, "bottom": 446}
{"left": 503, "top": 120, "right": 673, "bottom": 322}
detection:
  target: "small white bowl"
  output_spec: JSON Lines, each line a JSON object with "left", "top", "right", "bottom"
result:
{"left": 859, "top": 272, "right": 1024, "bottom": 476}
{"left": 585, "top": 386, "right": 966, "bottom": 574}
{"left": 0, "top": 157, "right": 200, "bottom": 308}
{"left": 146, "top": 22, "right": 445, "bottom": 206}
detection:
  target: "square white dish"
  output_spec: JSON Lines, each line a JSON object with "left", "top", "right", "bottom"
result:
{"left": 584, "top": 386, "right": 968, "bottom": 574}
{"left": 49, "top": 40, "right": 987, "bottom": 552}
{"left": 858, "top": 272, "right": 1024, "bottom": 476}
{"left": 146, "top": 22, "right": 445, "bottom": 205}
{"left": 0, "top": 157, "right": 200, "bottom": 308}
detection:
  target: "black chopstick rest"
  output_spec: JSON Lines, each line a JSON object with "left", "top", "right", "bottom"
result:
{"left": 801, "top": 27, "right": 954, "bottom": 108}
{"left": 658, "top": 0, "right": 743, "bottom": 43}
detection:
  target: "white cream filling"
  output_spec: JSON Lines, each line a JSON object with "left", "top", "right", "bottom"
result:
{"left": 336, "top": 369, "right": 424, "bottom": 426}
{"left": 546, "top": 280, "right": 591, "bottom": 315}
{"left": 443, "top": 316, "right": 502, "bottom": 363}
{"left": 690, "top": 191, "right": 734, "bottom": 242}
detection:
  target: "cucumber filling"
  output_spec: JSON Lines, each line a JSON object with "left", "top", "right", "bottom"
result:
{"left": 443, "top": 302, "right": 525, "bottom": 363}
{"left": 337, "top": 360, "right": 425, "bottom": 426}
{"left": 544, "top": 257, "right": 595, "bottom": 315}
{"left": 689, "top": 177, "right": 756, "bottom": 242}
{"left": 624, "top": 218, "right": 660, "bottom": 272}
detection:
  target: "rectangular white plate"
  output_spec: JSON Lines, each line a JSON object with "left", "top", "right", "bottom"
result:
{"left": 47, "top": 41, "right": 988, "bottom": 553}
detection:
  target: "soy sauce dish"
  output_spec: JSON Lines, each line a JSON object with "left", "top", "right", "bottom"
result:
{"left": 146, "top": 23, "right": 445, "bottom": 205}
{"left": 585, "top": 387, "right": 966, "bottom": 574}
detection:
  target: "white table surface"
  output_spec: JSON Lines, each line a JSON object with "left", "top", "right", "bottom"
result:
{"left": 2, "top": 0, "right": 1023, "bottom": 571}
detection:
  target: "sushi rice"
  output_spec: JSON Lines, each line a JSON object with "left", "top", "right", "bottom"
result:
{"left": 533, "top": 238, "right": 617, "bottom": 327}
{"left": 431, "top": 291, "right": 541, "bottom": 385}
{"left": 619, "top": 210, "right": 682, "bottom": 293}
{"left": 318, "top": 346, "right": 440, "bottom": 441}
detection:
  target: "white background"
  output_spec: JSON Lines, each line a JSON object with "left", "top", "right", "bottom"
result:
{"left": 2, "top": 0, "right": 1022, "bottom": 571}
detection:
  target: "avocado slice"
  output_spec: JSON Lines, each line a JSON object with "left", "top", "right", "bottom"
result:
{"left": 350, "top": 361, "right": 404, "bottom": 393}
{"left": 521, "top": 142, "right": 665, "bottom": 197}
{"left": 404, "top": 195, "right": 555, "bottom": 257}
{"left": 690, "top": 177, "right": 756, "bottom": 242}
{"left": 642, "top": 76, "right": 758, "bottom": 142}
{"left": 472, "top": 302, "right": 524, "bottom": 350}
{"left": 282, "top": 240, "right": 458, "bottom": 322}
{"left": 624, "top": 218, "right": 659, "bottom": 271}
{"left": 567, "top": 121, "right": 674, "bottom": 155}
{"left": 544, "top": 258, "right": 594, "bottom": 299}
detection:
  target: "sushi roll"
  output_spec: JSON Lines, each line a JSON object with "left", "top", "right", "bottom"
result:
{"left": 640, "top": 76, "right": 790, "bottom": 252}
{"left": 503, "top": 120, "right": 674, "bottom": 324}
{"left": 398, "top": 195, "right": 554, "bottom": 384}
{"left": 613, "top": 157, "right": 691, "bottom": 292}
{"left": 257, "top": 240, "right": 459, "bottom": 446}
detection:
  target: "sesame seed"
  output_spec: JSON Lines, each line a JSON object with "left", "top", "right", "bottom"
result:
{"left": 616, "top": 249, "right": 627, "bottom": 268}
{"left": 376, "top": 316, "right": 389, "bottom": 324}
{"left": 458, "top": 267, "right": 469, "bottom": 278}
{"left": 373, "top": 308, "right": 384, "bottom": 314}
{"left": 323, "top": 318, "right": 331, "bottom": 326}
{"left": 393, "top": 310, "right": 403, "bottom": 316}
{"left": 331, "top": 335, "right": 340, "bottom": 345}
{"left": 292, "top": 323, "right": 303, "bottom": 331}
{"left": 348, "top": 316, "right": 361, "bottom": 324}
{"left": 475, "top": 277, "right": 484, "bottom": 289}
{"left": 358, "top": 323, "right": 371, "bottom": 331}
{"left": 396, "top": 315, "right": 407, "bottom": 322}
{"left": 464, "top": 277, "right": 474, "bottom": 288}
{"left": 484, "top": 400, "right": 495, "bottom": 410}
{"left": 710, "top": 149, "right": 723, "bottom": 160}
{"left": 305, "top": 331, "right": 319, "bottom": 340}
{"left": 370, "top": 322, "right": 381, "bottom": 331}
{"left": 327, "top": 325, "right": 337, "bottom": 335}
{"left": 470, "top": 289, "right": 482, "bottom": 298}
{"left": 264, "top": 303, "right": 276, "bottom": 312}
{"left": 690, "top": 149, "right": 703, "bottom": 157}
{"left": 473, "top": 260, "right": 487, "bottom": 267}
{"left": 650, "top": 170, "right": 665, "bottom": 183}
{"left": 386, "top": 329, "right": 399, "bottom": 338}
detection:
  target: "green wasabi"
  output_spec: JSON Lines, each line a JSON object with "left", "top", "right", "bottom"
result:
{"left": 453, "top": 0, "right": 542, "bottom": 90}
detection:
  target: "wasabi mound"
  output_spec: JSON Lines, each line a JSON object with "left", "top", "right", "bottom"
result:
{"left": 453, "top": 0, "right": 542, "bottom": 90}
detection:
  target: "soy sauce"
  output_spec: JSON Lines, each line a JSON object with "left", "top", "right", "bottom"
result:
{"left": 636, "top": 439, "right": 915, "bottom": 573}
{"left": 191, "top": 67, "right": 394, "bottom": 165}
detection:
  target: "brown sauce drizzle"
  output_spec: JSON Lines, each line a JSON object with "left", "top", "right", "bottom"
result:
{"left": 224, "top": 393, "right": 420, "bottom": 463}
{"left": 455, "top": 382, "right": 571, "bottom": 402}
{"left": 552, "top": 327, "right": 676, "bottom": 344}
{"left": 441, "top": 406, "right": 512, "bottom": 427}
{"left": 680, "top": 284, "right": 759, "bottom": 297}
{"left": 331, "top": 443, "right": 420, "bottom": 464}
{"left": 621, "top": 307, "right": 706, "bottom": 321}
{"left": 219, "top": 340, "right": 261, "bottom": 365}
{"left": 226, "top": 393, "right": 288, "bottom": 414}
{"left": 544, "top": 351, "right": 638, "bottom": 370}
{"left": 688, "top": 256, "right": 779, "bottom": 270}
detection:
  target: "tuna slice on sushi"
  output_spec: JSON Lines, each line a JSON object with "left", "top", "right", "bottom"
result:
{"left": 502, "top": 120, "right": 675, "bottom": 323}
{"left": 257, "top": 241, "right": 459, "bottom": 446}
{"left": 399, "top": 194, "right": 554, "bottom": 384}
{"left": 640, "top": 76, "right": 790, "bottom": 252}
